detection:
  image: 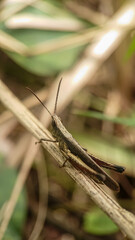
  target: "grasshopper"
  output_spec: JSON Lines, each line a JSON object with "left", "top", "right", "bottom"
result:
{"left": 27, "top": 79, "right": 125, "bottom": 191}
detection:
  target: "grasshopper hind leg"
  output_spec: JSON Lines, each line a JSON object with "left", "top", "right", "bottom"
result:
{"left": 58, "top": 142, "right": 69, "bottom": 168}
{"left": 60, "top": 149, "right": 105, "bottom": 183}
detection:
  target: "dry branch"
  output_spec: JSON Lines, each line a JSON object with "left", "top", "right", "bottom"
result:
{"left": 0, "top": 79, "right": 135, "bottom": 239}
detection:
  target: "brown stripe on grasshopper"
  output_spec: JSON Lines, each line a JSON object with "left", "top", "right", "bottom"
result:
{"left": 62, "top": 150, "right": 106, "bottom": 183}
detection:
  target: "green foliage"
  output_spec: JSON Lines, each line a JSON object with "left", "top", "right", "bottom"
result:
{"left": 7, "top": 44, "right": 84, "bottom": 76}
{"left": 83, "top": 208, "right": 118, "bottom": 235}
{"left": 0, "top": 157, "right": 27, "bottom": 240}
{"left": 74, "top": 109, "right": 135, "bottom": 126}
{"left": 0, "top": 0, "right": 90, "bottom": 76}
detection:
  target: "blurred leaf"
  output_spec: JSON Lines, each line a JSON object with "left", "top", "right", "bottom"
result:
{"left": 6, "top": 44, "right": 84, "bottom": 76}
{"left": 74, "top": 109, "right": 135, "bottom": 127}
{"left": 0, "top": 0, "right": 89, "bottom": 76}
{"left": 83, "top": 208, "right": 118, "bottom": 235}
{"left": 0, "top": 157, "right": 27, "bottom": 240}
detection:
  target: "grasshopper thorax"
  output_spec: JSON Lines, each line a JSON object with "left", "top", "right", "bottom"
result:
{"left": 51, "top": 115, "right": 67, "bottom": 146}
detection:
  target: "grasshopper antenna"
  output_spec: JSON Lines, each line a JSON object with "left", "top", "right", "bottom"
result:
{"left": 54, "top": 78, "right": 63, "bottom": 114}
{"left": 26, "top": 87, "right": 53, "bottom": 118}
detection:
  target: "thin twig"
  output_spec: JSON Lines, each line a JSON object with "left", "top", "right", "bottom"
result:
{"left": 28, "top": 151, "right": 48, "bottom": 240}
{"left": 66, "top": 1, "right": 108, "bottom": 25}
{"left": 5, "top": 14, "right": 83, "bottom": 31}
{"left": 0, "top": 0, "right": 39, "bottom": 22}
{"left": 25, "top": 27, "right": 99, "bottom": 56}
{"left": 0, "top": 30, "right": 28, "bottom": 55}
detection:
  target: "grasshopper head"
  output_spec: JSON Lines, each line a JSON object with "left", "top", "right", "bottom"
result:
{"left": 52, "top": 114, "right": 61, "bottom": 128}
